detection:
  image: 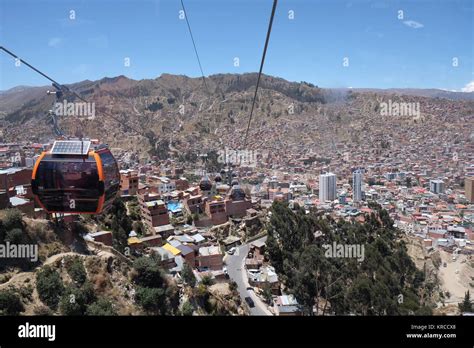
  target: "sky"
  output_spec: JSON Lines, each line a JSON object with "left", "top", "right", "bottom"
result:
{"left": 0, "top": 0, "right": 473, "bottom": 91}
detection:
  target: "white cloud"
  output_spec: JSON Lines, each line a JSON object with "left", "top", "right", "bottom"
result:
{"left": 48, "top": 37, "right": 62, "bottom": 47}
{"left": 461, "top": 81, "right": 474, "bottom": 93}
{"left": 403, "top": 20, "right": 424, "bottom": 29}
{"left": 440, "top": 88, "right": 458, "bottom": 92}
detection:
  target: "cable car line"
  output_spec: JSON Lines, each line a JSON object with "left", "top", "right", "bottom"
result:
{"left": 0, "top": 46, "right": 146, "bottom": 137}
{"left": 1, "top": 46, "right": 70, "bottom": 96}
{"left": 180, "top": 0, "right": 210, "bottom": 97}
{"left": 180, "top": 0, "right": 217, "bottom": 174}
{"left": 243, "top": 0, "right": 277, "bottom": 148}
{"left": 0, "top": 46, "right": 92, "bottom": 107}
{"left": 1, "top": 1, "right": 278, "bottom": 214}
{"left": 1, "top": 46, "right": 121, "bottom": 214}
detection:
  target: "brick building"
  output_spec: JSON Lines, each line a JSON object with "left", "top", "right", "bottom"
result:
{"left": 139, "top": 193, "right": 170, "bottom": 234}
{"left": 0, "top": 168, "right": 32, "bottom": 197}
{"left": 120, "top": 170, "right": 139, "bottom": 196}
{"left": 465, "top": 177, "right": 474, "bottom": 203}
{"left": 197, "top": 246, "right": 223, "bottom": 271}
{"left": 184, "top": 194, "right": 204, "bottom": 214}
{"left": 205, "top": 199, "right": 227, "bottom": 225}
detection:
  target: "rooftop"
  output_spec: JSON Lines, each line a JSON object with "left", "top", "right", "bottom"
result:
{"left": 199, "top": 245, "right": 221, "bottom": 256}
{"left": 153, "top": 224, "right": 175, "bottom": 233}
{"left": 145, "top": 199, "right": 165, "bottom": 207}
{"left": 162, "top": 243, "right": 181, "bottom": 256}
{"left": 0, "top": 167, "right": 27, "bottom": 175}
{"left": 9, "top": 196, "right": 29, "bottom": 206}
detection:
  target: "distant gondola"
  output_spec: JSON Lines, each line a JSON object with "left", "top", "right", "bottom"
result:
{"left": 31, "top": 140, "right": 120, "bottom": 214}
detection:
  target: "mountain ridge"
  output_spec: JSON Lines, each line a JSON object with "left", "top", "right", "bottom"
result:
{"left": 1, "top": 73, "right": 473, "bottom": 163}
{"left": 2, "top": 73, "right": 473, "bottom": 100}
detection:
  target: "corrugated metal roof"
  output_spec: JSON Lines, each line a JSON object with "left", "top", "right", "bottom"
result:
{"left": 192, "top": 234, "right": 205, "bottom": 243}
{"left": 9, "top": 196, "right": 29, "bottom": 206}
{"left": 89, "top": 231, "right": 112, "bottom": 237}
{"left": 173, "top": 235, "right": 194, "bottom": 243}
{"left": 280, "top": 295, "right": 298, "bottom": 306}
{"left": 127, "top": 237, "right": 142, "bottom": 245}
{"left": 0, "top": 167, "right": 26, "bottom": 175}
{"left": 146, "top": 200, "right": 165, "bottom": 207}
{"left": 199, "top": 245, "right": 220, "bottom": 256}
{"left": 169, "top": 240, "right": 181, "bottom": 248}
{"left": 177, "top": 244, "right": 193, "bottom": 255}
{"left": 163, "top": 243, "right": 181, "bottom": 256}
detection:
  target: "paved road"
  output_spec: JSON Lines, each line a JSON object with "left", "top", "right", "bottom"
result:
{"left": 225, "top": 236, "right": 272, "bottom": 316}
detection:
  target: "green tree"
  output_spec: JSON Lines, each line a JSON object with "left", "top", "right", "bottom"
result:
{"left": 194, "top": 283, "right": 210, "bottom": 308}
{"left": 128, "top": 199, "right": 142, "bottom": 221}
{"left": 181, "top": 263, "right": 196, "bottom": 287}
{"left": 65, "top": 256, "right": 87, "bottom": 285}
{"left": 2, "top": 209, "right": 24, "bottom": 232}
{"left": 36, "top": 266, "right": 65, "bottom": 309}
{"left": 0, "top": 289, "right": 24, "bottom": 315}
{"left": 59, "top": 282, "right": 96, "bottom": 316}
{"left": 348, "top": 275, "right": 373, "bottom": 315}
{"left": 201, "top": 275, "right": 213, "bottom": 286}
{"left": 459, "top": 291, "right": 473, "bottom": 313}
{"left": 135, "top": 287, "right": 167, "bottom": 314}
{"left": 86, "top": 298, "right": 117, "bottom": 316}
{"left": 59, "top": 286, "right": 87, "bottom": 316}
{"left": 5, "top": 228, "right": 26, "bottom": 244}
{"left": 131, "top": 256, "right": 179, "bottom": 315}
{"left": 266, "top": 201, "right": 428, "bottom": 316}
{"left": 132, "top": 257, "right": 165, "bottom": 288}
{"left": 266, "top": 233, "right": 283, "bottom": 274}
{"left": 100, "top": 198, "right": 133, "bottom": 249}
{"left": 181, "top": 301, "right": 194, "bottom": 316}
{"left": 262, "top": 284, "right": 273, "bottom": 305}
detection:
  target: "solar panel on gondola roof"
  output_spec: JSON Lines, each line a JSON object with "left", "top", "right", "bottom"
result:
{"left": 32, "top": 140, "right": 119, "bottom": 214}
{"left": 51, "top": 140, "right": 91, "bottom": 155}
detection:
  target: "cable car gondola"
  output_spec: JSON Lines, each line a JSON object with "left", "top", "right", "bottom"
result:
{"left": 31, "top": 140, "right": 120, "bottom": 214}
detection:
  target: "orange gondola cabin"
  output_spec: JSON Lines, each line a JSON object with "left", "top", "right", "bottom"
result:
{"left": 31, "top": 140, "right": 120, "bottom": 214}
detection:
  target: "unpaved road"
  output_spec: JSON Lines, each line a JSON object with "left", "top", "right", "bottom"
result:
{"left": 438, "top": 249, "right": 474, "bottom": 304}
{"left": 0, "top": 250, "right": 114, "bottom": 290}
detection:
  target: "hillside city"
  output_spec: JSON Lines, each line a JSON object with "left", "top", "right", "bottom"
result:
{"left": 1, "top": 81, "right": 473, "bottom": 315}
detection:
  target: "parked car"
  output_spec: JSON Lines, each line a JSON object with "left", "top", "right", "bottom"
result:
{"left": 245, "top": 296, "right": 255, "bottom": 308}
{"left": 227, "top": 247, "right": 237, "bottom": 255}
